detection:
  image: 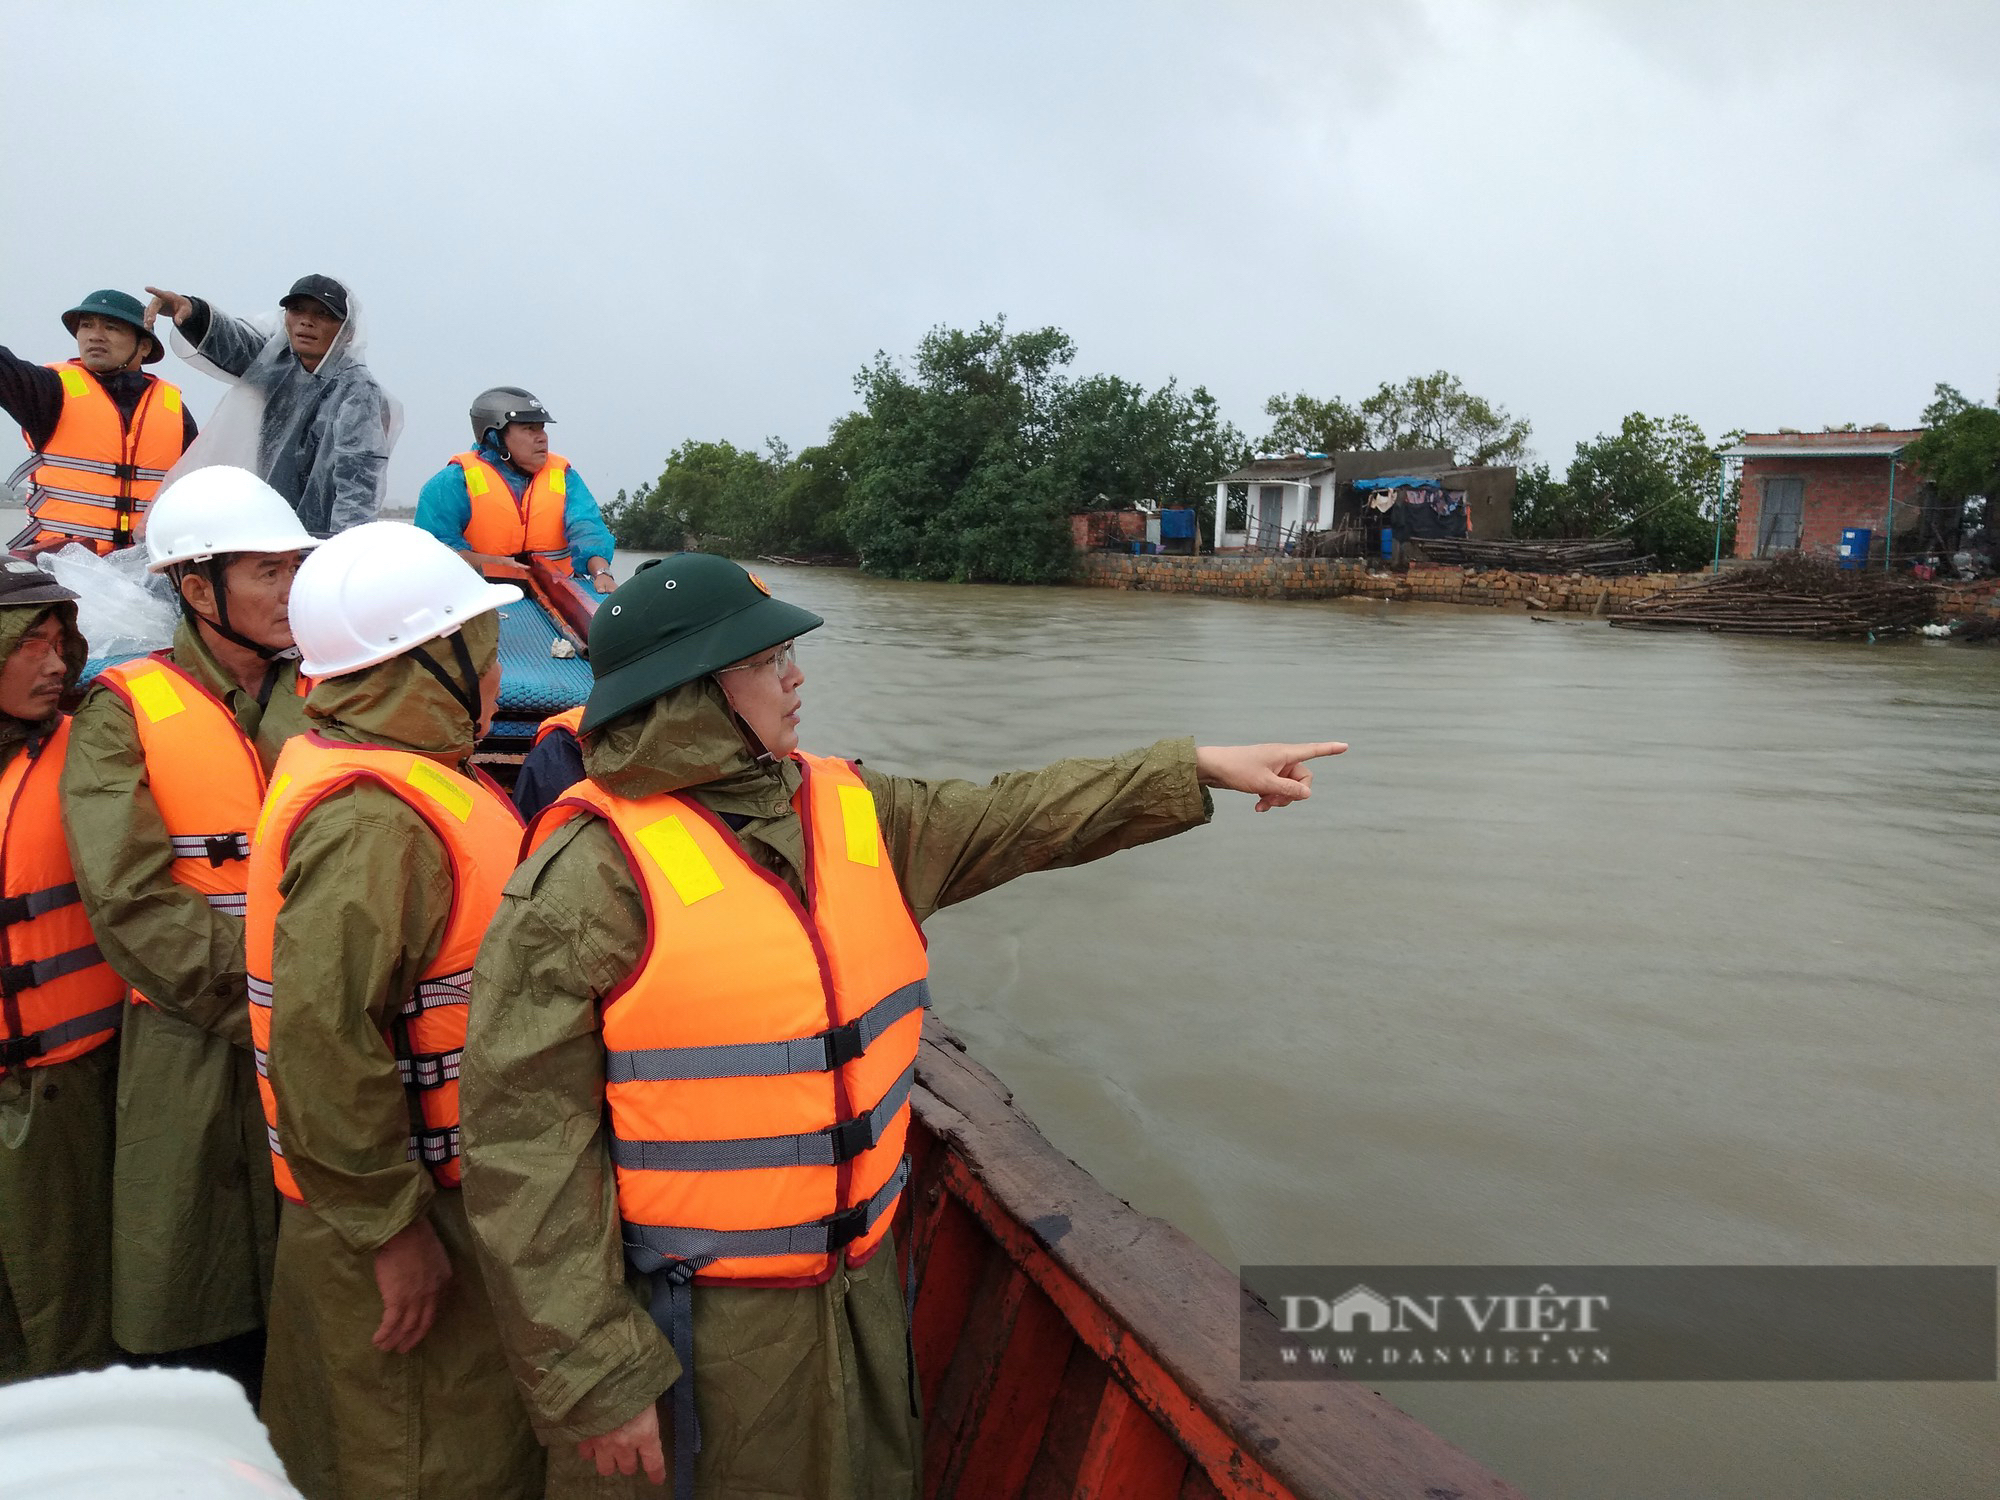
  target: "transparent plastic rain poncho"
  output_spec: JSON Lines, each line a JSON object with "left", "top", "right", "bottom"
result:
{"left": 166, "top": 277, "right": 403, "bottom": 537}
{"left": 37, "top": 541, "right": 177, "bottom": 657}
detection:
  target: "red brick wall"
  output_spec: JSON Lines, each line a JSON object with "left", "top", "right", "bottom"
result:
{"left": 1071, "top": 511, "right": 1146, "bottom": 549}
{"left": 1735, "top": 456, "right": 1924, "bottom": 559}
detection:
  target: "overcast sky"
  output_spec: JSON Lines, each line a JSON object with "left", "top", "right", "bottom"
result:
{"left": 4, "top": 1, "right": 1996, "bottom": 501}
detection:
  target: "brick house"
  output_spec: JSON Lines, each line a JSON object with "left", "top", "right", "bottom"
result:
{"left": 1722, "top": 430, "right": 1926, "bottom": 561}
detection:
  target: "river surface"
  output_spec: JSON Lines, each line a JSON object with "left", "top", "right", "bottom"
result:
{"left": 670, "top": 562, "right": 1998, "bottom": 1500}
{"left": 21, "top": 514, "right": 1998, "bottom": 1496}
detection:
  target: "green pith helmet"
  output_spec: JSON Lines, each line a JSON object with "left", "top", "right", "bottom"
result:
{"left": 580, "top": 554, "right": 823, "bottom": 733}
{"left": 61, "top": 289, "right": 163, "bottom": 365}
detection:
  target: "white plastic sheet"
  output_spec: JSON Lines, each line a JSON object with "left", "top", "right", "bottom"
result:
{"left": 0, "top": 1365, "right": 302, "bottom": 1498}
{"left": 37, "top": 542, "right": 177, "bottom": 657}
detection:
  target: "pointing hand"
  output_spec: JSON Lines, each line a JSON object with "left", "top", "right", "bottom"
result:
{"left": 142, "top": 287, "right": 193, "bottom": 330}
{"left": 1194, "top": 741, "right": 1348, "bottom": 812}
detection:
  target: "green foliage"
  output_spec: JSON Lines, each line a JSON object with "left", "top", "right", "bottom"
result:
{"left": 840, "top": 321, "right": 1077, "bottom": 582}
{"left": 1360, "top": 370, "right": 1531, "bottom": 466}
{"left": 603, "top": 480, "right": 683, "bottom": 552}
{"left": 1253, "top": 373, "right": 1528, "bottom": 466}
{"left": 1908, "top": 383, "right": 2000, "bottom": 504}
{"left": 1259, "top": 392, "right": 1366, "bottom": 456}
{"left": 840, "top": 320, "right": 1246, "bottom": 582}
{"left": 1515, "top": 412, "right": 1732, "bottom": 569}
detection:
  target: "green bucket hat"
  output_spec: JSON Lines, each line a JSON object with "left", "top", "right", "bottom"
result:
{"left": 61, "top": 289, "right": 163, "bottom": 365}
{"left": 581, "top": 554, "right": 822, "bottom": 734}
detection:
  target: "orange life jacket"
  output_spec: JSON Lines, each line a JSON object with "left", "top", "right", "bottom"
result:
{"left": 532, "top": 705, "right": 585, "bottom": 746}
{"left": 12, "top": 362, "right": 186, "bottom": 553}
{"left": 245, "top": 734, "right": 523, "bottom": 1203}
{"left": 0, "top": 718, "right": 123, "bottom": 1074}
{"left": 527, "top": 752, "right": 929, "bottom": 1288}
{"left": 454, "top": 451, "right": 571, "bottom": 563}
{"left": 92, "top": 655, "right": 269, "bottom": 928}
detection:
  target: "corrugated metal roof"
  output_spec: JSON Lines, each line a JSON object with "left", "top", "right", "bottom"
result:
{"left": 1719, "top": 429, "right": 1922, "bottom": 459}
{"left": 1215, "top": 457, "right": 1338, "bottom": 483}
{"left": 1719, "top": 441, "right": 1911, "bottom": 458}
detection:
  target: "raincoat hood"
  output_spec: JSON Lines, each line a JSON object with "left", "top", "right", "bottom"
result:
{"left": 303, "top": 611, "right": 498, "bottom": 762}
{"left": 0, "top": 599, "right": 85, "bottom": 749}
{"left": 582, "top": 675, "right": 797, "bottom": 819}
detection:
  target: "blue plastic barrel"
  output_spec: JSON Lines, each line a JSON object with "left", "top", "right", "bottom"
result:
{"left": 1838, "top": 528, "right": 1871, "bottom": 569}
{"left": 1379, "top": 528, "right": 1394, "bottom": 558}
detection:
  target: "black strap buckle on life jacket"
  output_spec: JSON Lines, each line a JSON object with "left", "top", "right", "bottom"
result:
{"left": 205, "top": 834, "right": 247, "bottom": 867}
{"left": 0, "top": 962, "right": 39, "bottom": 999}
{"left": 823, "top": 1203, "right": 869, "bottom": 1253}
{"left": 823, "top": 1018, "right": 866, "bottom": 1070}
{"left": 0, "top": 895, "right": 30, "bottom": 927}
{"left": 0, "top": 1032, "right": 44, "bottom": 1069}
{"left": 112, "top": 462, "right": 139, "bottom": 481}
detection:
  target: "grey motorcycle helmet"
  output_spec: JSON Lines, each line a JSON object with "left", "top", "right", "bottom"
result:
{"left": 469, "top": 386, "right": 555, "bottom": 446}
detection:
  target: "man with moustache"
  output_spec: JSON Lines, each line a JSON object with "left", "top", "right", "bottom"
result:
{"left": 62, "top": 467, "right": 321, "bottom": 1399}
{"left": 0, "top": 562, "right": 124, "bottom": 1382}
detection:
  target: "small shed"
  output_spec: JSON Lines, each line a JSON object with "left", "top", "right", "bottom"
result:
{"left": 1212, "top": 449, "right": 1514, "bottom": 551}
{"left": 1721, "top": 430, "right": 1928, "bottom": 561}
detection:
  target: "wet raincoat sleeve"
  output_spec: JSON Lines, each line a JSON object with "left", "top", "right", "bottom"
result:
{"left": 322, "top": 380, "right": 391, "bottom": 535}
{"left": 562, "top": 468, "right": 615, "bottom": 576}
{"left": 412, "top": 462, "right": 474, "bottom": 550}
{"left": 268, "top": 785, "right": 451, "bottom": 1253}
{"left": 182, "top": 299, "right": 269, "bottom": 380}
{"left": 59, "top": 689, "right": 253, "bottom": 1047}
{"left": 462, "top": 817, "right": 680, "bottom": 1442}
{"left": 862, "top": 736, "right": 1211, "bottom": 924}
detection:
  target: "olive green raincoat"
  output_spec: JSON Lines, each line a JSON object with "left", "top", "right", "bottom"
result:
{"left": 256, "top": 612, "right": 544, "bottom": 1500}
{"left": 62, "top": 619, "right": 312, "bottom": 1356}
{"left": 461, "top": 676, "right": 1209, "bottom": 1499}
{"left": 0, "top": 598, "right": 118, "bottom": 1384}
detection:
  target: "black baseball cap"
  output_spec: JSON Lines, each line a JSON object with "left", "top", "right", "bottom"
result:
{"left": 279, "top": 274, "right": 350, "bottom": 321}
{"left": 0, "top": 558, "right": 81, "bottom": 610}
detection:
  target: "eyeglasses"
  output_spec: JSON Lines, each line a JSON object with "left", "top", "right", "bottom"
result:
{"left": 716, "top": 641, "right": 796, "bottom": 679}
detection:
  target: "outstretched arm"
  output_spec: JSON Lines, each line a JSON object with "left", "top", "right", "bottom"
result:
{"left": 145, "top": 286, "right": 264, "bottom": 377}
{"left": 863, "top": 737, "right": 1344, "bottom": 924}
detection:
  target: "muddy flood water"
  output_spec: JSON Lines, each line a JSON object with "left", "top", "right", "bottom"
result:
{"left": 701, "top": 561, "right": 1996, "bottom": 1500}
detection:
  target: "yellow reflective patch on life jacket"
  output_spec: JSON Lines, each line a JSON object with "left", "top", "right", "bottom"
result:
{"left": 549, "top": 466, "right": 567, "bottom": 497}
{"left": 126, "top": 668, "right": 187, "bottom": 724}
{"left": 161, "top": 386, "right": 182, "bottom": 415}
{"left": 837, "top": 784, "right": 879, "bottom": 867}
{"left": 59, "top": 366, "right": 89, "bottom": 399}
{"left": 635, "top": 814, "right": 724, "bottom": 906}
{"left": 463, "top": 464, "right": 488, "bottom": 498}
{"left": 405, "top": 759, "right": 473, "bottom": 823}
{"left": 255, "top": 773, "right": 294, "bottom": 847}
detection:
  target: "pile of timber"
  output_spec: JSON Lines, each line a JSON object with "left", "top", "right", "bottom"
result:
{"left": 1609, "top": 556, "right": 1940, "bottom": 638}
{"left": 1408, "top": 537, "right": 1651, "bottom": 574}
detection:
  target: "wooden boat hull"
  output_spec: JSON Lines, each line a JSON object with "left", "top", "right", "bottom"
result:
{"left": 900, "top": 1025, "right": 1523, "bottom": 1500}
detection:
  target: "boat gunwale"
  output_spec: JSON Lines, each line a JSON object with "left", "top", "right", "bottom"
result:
{"left": 905, "top": 1021, "right": 1524, "bottom": 1500}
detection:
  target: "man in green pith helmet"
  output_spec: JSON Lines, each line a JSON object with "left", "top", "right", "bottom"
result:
{"left": 461, "top": 553, "right": 1346, "bottom": 1497}
{"left": 2, "top": 290, "right": 198, "bottom": 554}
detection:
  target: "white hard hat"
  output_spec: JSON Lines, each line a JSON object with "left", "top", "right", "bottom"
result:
{"left": 288, "top": 521, "right": 521, "bottom": 679}
{"left": 145, "top": 465, "right": 320, "bottom": 571}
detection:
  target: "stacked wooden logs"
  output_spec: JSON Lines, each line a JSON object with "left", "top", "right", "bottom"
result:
{"left": 1609, "top": 556, "right": 1940, "bottom": 638}
{"left": 1408, "top": 538, "right": 1651, "bottom": 574}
